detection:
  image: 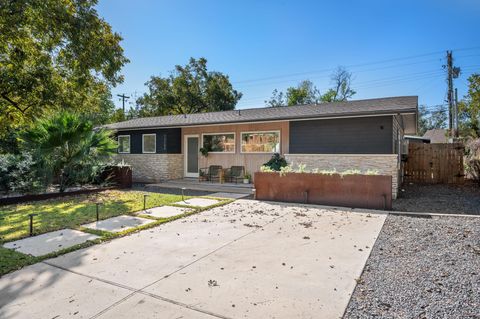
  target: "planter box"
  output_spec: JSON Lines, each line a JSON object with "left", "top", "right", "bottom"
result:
{"left": 254, "top": 172, "right": 392, "bottom": 210}
{"left": 101, "top": 166, "right": 132, "bottom": 188}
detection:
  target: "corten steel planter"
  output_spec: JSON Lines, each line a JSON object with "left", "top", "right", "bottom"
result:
{"left": 254, "top": 172, "right": 392, "bottom": 210}
{"left": 101, "top": 166, "right": 132, "bottom": 188}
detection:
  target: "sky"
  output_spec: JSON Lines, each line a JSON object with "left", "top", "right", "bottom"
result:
{"left": 96, "top": 0, "right": 480, "bottom": 113}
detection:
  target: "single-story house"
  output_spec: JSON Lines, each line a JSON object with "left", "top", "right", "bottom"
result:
{"left": 423, "top": 128, "right": 449, "bottom": 143}
{"left": 105, "top": 96, "right": 418, "bottom": 199}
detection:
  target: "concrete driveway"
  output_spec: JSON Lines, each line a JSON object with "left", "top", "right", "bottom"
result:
{"left": 0, "top": 200, "right": 386, "bottom": 319}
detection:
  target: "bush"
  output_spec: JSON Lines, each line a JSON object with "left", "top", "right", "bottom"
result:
{"left": 263, "top": 153, "right": 288, "bottom": 171}
{"left": 21, "top": 112, "right": 117, "bottom": 192}
{"left": 465, "top": 138, "right": 480, "bottom": 184}
{"left": 0, "top": 152, "right": 43, "bottom": 194}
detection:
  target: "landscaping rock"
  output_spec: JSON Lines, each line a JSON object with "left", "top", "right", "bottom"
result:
{"left": 344, "top": 215, "right": 480, "bottom": 318}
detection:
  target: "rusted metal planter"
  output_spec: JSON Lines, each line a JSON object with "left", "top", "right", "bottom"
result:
{"left": 254, "top": 172, "right": 392, "bottom": 210}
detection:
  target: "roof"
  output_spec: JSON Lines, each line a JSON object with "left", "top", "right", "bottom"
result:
{"left": 105, "top": 96, "right": 418, "bottom": 132}
{"left": 404, "top": 135, "right": 431, "bottom": 143}
{"left": 423, "top": 129, "right": 448, "bottom": 143}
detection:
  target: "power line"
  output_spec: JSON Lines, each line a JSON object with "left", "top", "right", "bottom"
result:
{"left": 232, "top": 46, "right": 480, "bottom": 86}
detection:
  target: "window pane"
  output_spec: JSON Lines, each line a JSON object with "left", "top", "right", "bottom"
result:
{"left": 202, "top": 134, "right": 235, "bottom": 152}
{"left": 241, "top": 132, "right": 280, "bottom": 153}
{"left": 143, "top": 135, "right": 156, "bottom": 153}
{"left": 118, "top": 136, "right": 130, "bottom": 153}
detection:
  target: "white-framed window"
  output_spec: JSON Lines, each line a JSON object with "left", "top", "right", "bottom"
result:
{"left": 240, "top": 131, "right": 280, "bottom": 153}
{"left": 202, "top": 132, "right": 235, "bottom": 153}
{"left": 118, "top": 135, "right": 130, "bottom": 154}
{"left": 142, "top": 134, "right": 156, "bottom": 153}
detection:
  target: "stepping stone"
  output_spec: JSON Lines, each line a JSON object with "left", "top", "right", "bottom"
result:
{"left": 2, "top": 229, "right": 99, "bottom": 257}
{"left": 208, "top": 192, "right": 250, "bottom": 199}
{"left": 83, "top": 215, "right": 155, "bottom": 233}
{"left": 143, "top": 206, "right": 192, "bottom": 218}
{"left": 174, "top": 197, "right": 220, "bottom": 207}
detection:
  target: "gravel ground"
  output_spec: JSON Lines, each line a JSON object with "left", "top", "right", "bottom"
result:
{"left": 393, "top": 183, "right": 480, "bottom": 215}
{"left": 344, "top": 214, "right": 480, "bottom": 319}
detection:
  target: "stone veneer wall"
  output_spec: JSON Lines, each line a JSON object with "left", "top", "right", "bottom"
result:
{"left": 114, "top": 154, "right": 183, "bottom": 183}
{"left": 284, "top": 154, "right": 399, "bottom": 199}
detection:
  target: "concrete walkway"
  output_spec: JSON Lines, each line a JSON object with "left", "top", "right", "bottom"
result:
{"left": 0, "top": 200, "right": 386, "bottom": 319}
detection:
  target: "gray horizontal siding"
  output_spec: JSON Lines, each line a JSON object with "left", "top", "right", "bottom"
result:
{"left": 116, "top": 128, "right": 181, "bottom": 154}
{"left": 289, "top": 116, "right": 393, "bottom": 154}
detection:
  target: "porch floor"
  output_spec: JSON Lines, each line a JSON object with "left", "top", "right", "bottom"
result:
{"left": 146, "top": 178, "right": 254, "bottom": 195}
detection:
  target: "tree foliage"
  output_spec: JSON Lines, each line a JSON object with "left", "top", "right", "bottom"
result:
{"left": 458, "top": 73, "right": 480, "bottom": 138}
{"left": 286, "top": 80, "right": 322, "bottom": 106}
{"left": 417, "top": 105, "right": 448, "bottom": 136}
{"left": 21, "top": 112, "right": 117, "bottom": 192}
{"left": 0, "top": 0, "right": 128, "bottom": 137}
{"left": 265, "top": 67, "right": 356, "bottom": 107}
{"left": 136, "top": 57, "right": 242, "bottom": 116}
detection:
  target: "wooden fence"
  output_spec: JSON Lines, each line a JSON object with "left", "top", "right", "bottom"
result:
{"left": 403, "top": 143, "right": 464, "bottom": 184}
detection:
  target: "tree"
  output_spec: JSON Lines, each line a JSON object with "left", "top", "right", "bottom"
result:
{"left": 320, "top": 66, "right": 356, "bottom": 102}
{"left": 458, "top": 73, "right": 480, "bottom": 138}
{"left": 417, "top": 105, "right": 448, "bottom": 135}
{"left": 265, "top": 67, "right": 356, "bottom": 107}
{"left": 136, "top": 58, "right": 242, "bottom": 116}
{"left": 285, "top": 80, "right": 322, "bottom": 106}
{"left": 21, "top": 112, "right": 117, "bottom": 192}
{"left": 265, "top": 89, "right": 285, "bottom": 107}
{"left": 0, "top": 0, "right": 128, "bottom": 136}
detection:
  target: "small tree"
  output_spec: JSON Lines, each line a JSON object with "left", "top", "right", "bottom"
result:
{"left": 22, "top": 112, "right": 117, "bottom": 192}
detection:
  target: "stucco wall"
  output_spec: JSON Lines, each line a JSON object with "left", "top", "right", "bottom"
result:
{"left": 284, "top": 154, "right": 399, "bottom": 199}
{"left": 114, "top": 154, "right": 183, "bottom": 183}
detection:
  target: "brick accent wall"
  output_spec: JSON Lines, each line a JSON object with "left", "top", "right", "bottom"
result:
{"left": 114, "top": 154, "right": 183, "bottom": 183}
{"left": 284, "top": 154, "right": 399, "bottom": 199}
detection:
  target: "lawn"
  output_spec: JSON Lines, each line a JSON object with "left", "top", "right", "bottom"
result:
{"left": 0, "top": 190, "right": 231, "bottom": 276}
{"left": 0, "top": 190, "right": 188, "bottom": 242}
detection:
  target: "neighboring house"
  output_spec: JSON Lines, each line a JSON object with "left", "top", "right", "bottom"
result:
{"left": 105, "top": 96, "right": 418, "bottom": 199}
{"left": 404, "top": 135, "right": 431, "bottom": 143}
{"left": 423, "top": 129, "right": 448, "bottom": 143}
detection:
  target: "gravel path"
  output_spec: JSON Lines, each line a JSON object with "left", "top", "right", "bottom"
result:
{"left": 393, "top": 183, "right": 480, "bottom": 215}
{"left": 344, "top": 214, "right": 480, "bottom": 319}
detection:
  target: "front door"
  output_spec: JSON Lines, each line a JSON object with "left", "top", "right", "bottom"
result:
{"left": 184, "top": 135, "right": 199, "bottom": 178}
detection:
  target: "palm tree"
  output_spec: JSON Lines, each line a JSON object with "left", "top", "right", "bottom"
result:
{"left": 22, "top": 112, "right": 117, "bottom": 192}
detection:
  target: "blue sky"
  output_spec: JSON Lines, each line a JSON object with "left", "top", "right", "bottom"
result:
{"left": 96, "top": 0, "right": 480, "bottom": 112}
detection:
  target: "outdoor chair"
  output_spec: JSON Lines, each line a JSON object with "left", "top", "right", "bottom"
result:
{"left": 224, "top": 166, "right": 245, "bottom": 184}
{"left": 199, "top": 165, "right": 223, "bottom": 183}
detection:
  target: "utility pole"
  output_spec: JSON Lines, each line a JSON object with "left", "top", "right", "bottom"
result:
{"left": 445, "top": 51, "right": 460, "bottom": 139}
{"left": 454, "top": 88, "right": 459, "bottom": 137}
{"left": 446, "top": 51, "right": 454, "bottom": 136}
{"left": 117, "top": 94, "right": 130, "bottom": 114}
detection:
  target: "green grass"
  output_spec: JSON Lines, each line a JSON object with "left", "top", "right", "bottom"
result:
{"left": 0, "top": 190, "right": 233, "bottom": 277}
{"left": 0, "top": 190, "right": 186, "bottom": 242}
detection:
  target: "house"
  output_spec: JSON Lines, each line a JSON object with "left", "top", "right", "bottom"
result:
{"left": 404, "top": 135, "right": 431, "bottom": 143}
{"left": 423, "top": 128, "right": 448, "bottom": 143}
{"left": 105, "top": 96, "right": 418, "bottom": 199}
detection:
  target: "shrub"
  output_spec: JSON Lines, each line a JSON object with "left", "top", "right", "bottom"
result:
{"left": 0, "top": 152, "right": 43, "bottom": 194}
{"left": 21, "top": 112, "right": 117, "bottom": 192}
{"left": 263, "top": 153, "right": 288, "bottom": 171}
{"left": 465, "top": 138, "right": 480, "bottom": 184}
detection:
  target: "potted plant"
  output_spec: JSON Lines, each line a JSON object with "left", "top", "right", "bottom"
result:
{"left": 199, "top": 147, "right": 209, "bottom": 158}
{"left": 243, "top": 172, "right": 251, "bottom": 184}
